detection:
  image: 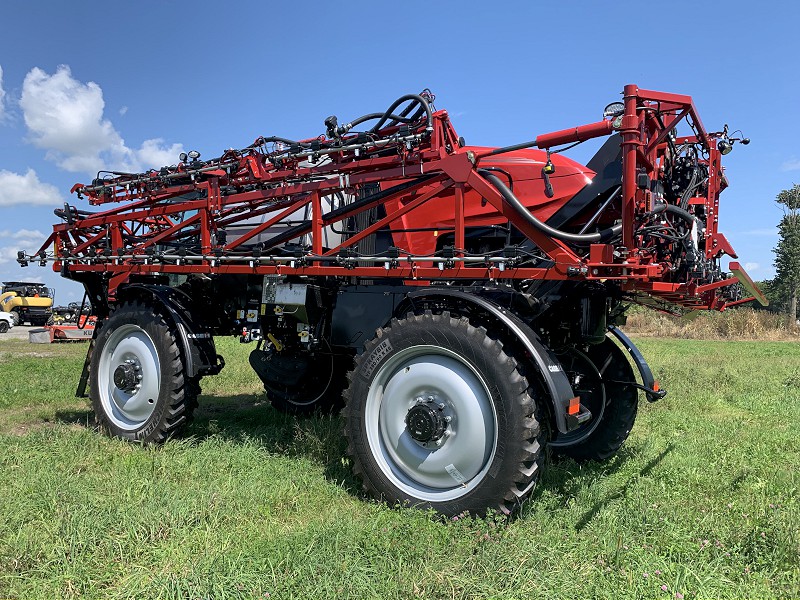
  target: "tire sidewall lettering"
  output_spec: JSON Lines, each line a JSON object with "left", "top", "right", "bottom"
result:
{"left": 360, "top": 338, "right": 394, "bottom": 380}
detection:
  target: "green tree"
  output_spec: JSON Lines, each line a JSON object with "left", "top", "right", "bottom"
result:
{"left": 752, "top": 280, "right": 778, "bottom": 311}
{"left": 772, "top": 184, "right": 800, "bottom": 323}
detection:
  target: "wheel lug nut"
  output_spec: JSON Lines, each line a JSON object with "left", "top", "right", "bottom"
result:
{"left": 445, "top": 415, "right": 452, "bottom": 422}
{"left": 426, "top": 395, "right": 434, "bottom": 403}
{"left": 415, "top": 396, "right": 423, "bottom": 404}
{"left": 438, "top": 403, "right": 445, "bottom": 410}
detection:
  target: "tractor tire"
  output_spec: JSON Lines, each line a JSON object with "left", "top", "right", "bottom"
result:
{"left": 10, "top": 311, "right": 20, "bottom": 327}
{"left": 249, "top": 347, "right": 351, "bottom": 416}
{"left": 185, "top": 376, "right": 202, "bottom": 423}
{"left": 89, "top": 301, "right": 195, "bottom": 443}
{"left": 0, "top": 321, "right": 8, "bottom": 333}
{"left": 343, "top": 311, "right": 547, "bottom": 517}
{"left": 551, "top": 338, "right": 638, "bottom": 462}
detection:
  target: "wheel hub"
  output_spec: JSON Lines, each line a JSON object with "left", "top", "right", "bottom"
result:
{"left": 365, "top": 346, "right": 498, "bottom": 501}
{"left": 113, "top": 359, "right": 141, "bottom": 392}
{"left": 405, "top": 401, "right": 448, "bottom": 443}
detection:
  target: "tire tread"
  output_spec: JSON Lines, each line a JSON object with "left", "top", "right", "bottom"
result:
{"left": 343, "top": 310, "right": 548, "bottom": 516}
{"left": 90, "top": 300, "right": 196, "bottom": 443}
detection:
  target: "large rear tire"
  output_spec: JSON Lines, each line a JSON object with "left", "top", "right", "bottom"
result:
{"left": 343, "top": 311, "right": 547, "bottom": 517}
{"left": 90, "top": 301, "right": 196, "bottom": 443}
{"left": 10, "top": 311, "right": 20, "bottom": 327}
{"left": 551, "top": 338, "right": 638, "bottom": 462}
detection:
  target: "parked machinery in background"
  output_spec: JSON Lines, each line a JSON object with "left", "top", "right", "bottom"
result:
{"left": 0, "top": 281, "right": 54, "bottom": 326}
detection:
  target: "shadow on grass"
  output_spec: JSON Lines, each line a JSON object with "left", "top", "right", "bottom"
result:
{"left": 563, "top": 442, "right": 675, "bottom": 531}
{"left": 188, "top": 393, "right": 361, "bottom": 495}
{"left": 54, "top": 408, "right": 93, "bottom": 425}
{"left": 55, "top": 392, "right": 666, "bottom": 517}
{"left": 54, "top": 392, "right": 362, "bottom": 495}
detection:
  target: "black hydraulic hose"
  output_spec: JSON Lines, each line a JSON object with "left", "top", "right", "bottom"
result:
{"left": 348, "top": 112, "right": 419, "bottom": 129}
{"left": 480, "top": 170, "right": 623, "bottom": 244}
{"left": 397, "top": 98, "right": 418, "bottom": 118}
{"left": 76, "top": 292, "right": 90, "bottom": 330}
{"left": 389, "top": 104, "right": 426, "bottom": 128}
{"left": 370, "top": 94, "right": 433, "bottom": 133}
{"left": 646, "top": 201, "right": 697, "bottom": 224}
{"left": 248, "top": 135, "right": 308, "bottom": 149}
{"left": 479, "top": 167, "right": 514, "bottom": 190}
{"left": 679, "top": 170, "right": 699, "bottom": 210}
{"left": 406, "top": 105, "right": 426, "bottom": 123}
{"left": 388, "top": 98, "right": 421, "bottom": 127}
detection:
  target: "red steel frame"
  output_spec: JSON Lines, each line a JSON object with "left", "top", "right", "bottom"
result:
{"left": 34, "top": 85, "right": 750, "bottom": 310}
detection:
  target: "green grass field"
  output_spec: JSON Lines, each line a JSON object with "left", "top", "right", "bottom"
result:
{"left": 0, "top": 337, "right": 798, "bottom": 599}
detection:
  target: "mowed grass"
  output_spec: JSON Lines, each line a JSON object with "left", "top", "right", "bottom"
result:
{"left": 0, "top": 336, "right": 798, "bottom": 599}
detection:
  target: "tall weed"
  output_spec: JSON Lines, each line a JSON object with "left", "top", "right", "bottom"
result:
{"left": 624, "top": 307, "right": 798, "bottom": 340}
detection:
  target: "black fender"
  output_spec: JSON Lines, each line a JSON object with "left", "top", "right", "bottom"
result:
{"left": 116, "top": 284, "right": 224, "bottom": 379}
{"left": 607, "top": 326, "right": 665, "bottom": 402}
{"left": 402, "top": 289, "right": 580, "bottom": 435}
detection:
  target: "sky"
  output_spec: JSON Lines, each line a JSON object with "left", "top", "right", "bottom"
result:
{"left": 0, "top": 1, "right": 798, "bottom": 303}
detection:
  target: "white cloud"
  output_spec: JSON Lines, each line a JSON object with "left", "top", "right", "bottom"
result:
{"left": 781, "top": 158, "right": 800, "bottom": 171}
{"left": 21, "top": 66, "right": 121, "bottom": 172}
{"left": 744, "top": 262, "right": 759, "bottom": 272}
{"left": 0, "top": 169, "right": 62, "bottom": 207}
{"left": 0, "top": 229, "right": 47, "bottom": 264}
{"left": 0, "top": 65, "right": 6, "bottom": 121}
{"left": 0, "top": 227, "right": 49, "bottom": 274}
{"left": 0, "top": 233, "right": 44, "bottom": 265}
{"left": 119, "top": 105, "right": 128, "bottom": 116}
{"left": 0, "top": 229, "right": 46, "bottom": 240}
{"left": 20, "top": 65, "right": 183, "bottom": 174}
{"left": 137, "top": 138, "right": 184, "bottom": 171}
{"left": 15, "top": 228, "right": 45, "bottom": 239}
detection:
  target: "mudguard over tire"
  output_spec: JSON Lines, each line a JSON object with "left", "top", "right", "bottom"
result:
{"left": 90, "top": 301, "right": 198, "bottom": 443}
{"left": 343, "top": 311, "right": 548, "bottom": 517}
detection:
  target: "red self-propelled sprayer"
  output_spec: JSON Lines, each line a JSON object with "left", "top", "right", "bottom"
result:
{"left": 20, "top": 85, "right": 766, "bottom": 516}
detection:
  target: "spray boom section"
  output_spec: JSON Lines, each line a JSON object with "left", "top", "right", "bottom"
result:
{"left": 22, "top": 85, "right": 763, "bottom": 311}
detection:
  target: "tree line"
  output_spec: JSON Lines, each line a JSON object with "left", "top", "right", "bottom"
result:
{"left": 755, "top": 183, "right": 800, "bottom": 324}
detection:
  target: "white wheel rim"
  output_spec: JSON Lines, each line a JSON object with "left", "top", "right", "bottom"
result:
{"left": 97, "top": 324, "right": 161, "bottom": 431}
{"left": 365, "top": 345, "right": 497, "bottom": 502}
